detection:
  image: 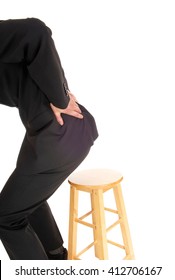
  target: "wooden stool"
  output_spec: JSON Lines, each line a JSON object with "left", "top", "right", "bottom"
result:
{"left": 68, "top": 169, "right": 134, "bottom": 260}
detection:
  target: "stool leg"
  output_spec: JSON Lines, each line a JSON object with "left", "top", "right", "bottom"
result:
{"left": 91, "top": 192, "right": 100, "bottom": 258}
{"left": 113, "top": 184, "right": 135, "bottom": 260}
{"left": 92, "top": 189, "right": 108, "bottom": 260}
{"left": 68, "top": 185, "right": 79, "bottom": 260}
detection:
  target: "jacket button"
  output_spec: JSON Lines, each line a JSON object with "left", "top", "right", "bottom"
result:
{"left": 63, "top": 82, "right": 70, "bottom": 96}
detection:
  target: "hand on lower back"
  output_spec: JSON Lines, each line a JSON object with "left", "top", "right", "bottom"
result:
{"left": 50, "top": 92, "right": 83, "bottom": 125}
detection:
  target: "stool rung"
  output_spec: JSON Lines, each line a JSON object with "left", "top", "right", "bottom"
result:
{"left": 75, "top": 218, "right": 95, "bottom": 228}
{"left": 104, "top": 207, "right": 118, "bottom": 214}
{"left": 107, "top": 239, "right": 125, "bottom": 249}
{"left": 106, "top": 219, "right": 121, "bottom": 232}
{"left": 79, "top": 210, "right": 93, "bottom": 220}
{"left": 76, "top": 241, "right": 97, "bottom": 258}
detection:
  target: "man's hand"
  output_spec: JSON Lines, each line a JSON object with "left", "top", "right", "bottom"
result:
{"left": 50, "top": 92, "right": 83, "bottom": 126}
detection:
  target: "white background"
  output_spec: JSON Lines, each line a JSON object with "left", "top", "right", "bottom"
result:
{"left": 0, "top": 0, "right": 175, "bottom": 272}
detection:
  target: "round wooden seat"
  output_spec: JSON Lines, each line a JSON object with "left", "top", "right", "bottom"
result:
{"left": 68, "top": 169, "right": 123, "bottom": 188}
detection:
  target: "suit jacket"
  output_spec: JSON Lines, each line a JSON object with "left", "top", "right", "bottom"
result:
{"left": 0, "top": 18, "right": 70, "bottom": 118}
{"left": 0, "top": 18, "right": 98, "bottom": 174}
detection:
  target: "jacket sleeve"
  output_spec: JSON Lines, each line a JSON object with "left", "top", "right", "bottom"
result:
{"left": 0, "top": 18, "right": 70, "bottom": 108}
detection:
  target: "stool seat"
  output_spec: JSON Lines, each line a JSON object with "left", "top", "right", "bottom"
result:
{"left": 68, "top": 169, "right": 123, "bottom": 187}
{"left": 68, "top": 168, "right": 134, "bottom": 260}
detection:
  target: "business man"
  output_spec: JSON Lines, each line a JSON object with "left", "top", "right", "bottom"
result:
{"left": 0, "top": 18, "right": 98, "bottom": 259}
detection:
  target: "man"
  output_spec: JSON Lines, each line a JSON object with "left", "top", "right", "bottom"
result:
{"left": 0, "top": 18, "right": 98, "bottom": 259}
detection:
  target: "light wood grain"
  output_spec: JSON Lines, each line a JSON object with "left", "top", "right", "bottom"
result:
{"left": 68, "top": 169, "right": 134, "bottom": 260}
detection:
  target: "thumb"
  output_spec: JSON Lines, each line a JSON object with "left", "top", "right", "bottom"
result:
{"left": 50, "top": 103, "right": 64, "bottom": 126}
{"left": 56, "top": 113, "right": 64, "bottom": 126}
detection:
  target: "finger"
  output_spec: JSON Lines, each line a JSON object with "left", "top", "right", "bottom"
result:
{"left": 56, "top": 114, "right": 64, "bottom": 126}
{"left": 67, "top": 111, "right": 84, "bottom": 119}
{"left": 68, "top": 103, "right": 82, "bottom": 114}
{"left": 73, "top": 104, "right": 82, "bottom": 113}
{"left": 70, "top": 100, "right": 82, "bottom": 112}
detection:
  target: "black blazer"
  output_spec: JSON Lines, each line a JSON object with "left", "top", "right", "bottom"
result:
{"left": 0, "top": 18, "right": 70, "bottom": 126}
{"left": 0, "top": 18, "right": 98, "bottom": 174}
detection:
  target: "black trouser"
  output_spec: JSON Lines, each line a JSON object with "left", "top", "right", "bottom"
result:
{"left": 0, "top": 149, "right": 90, "bottom": 260}
{"left": 0, "top": 18, "right": 98, "bottom": 260}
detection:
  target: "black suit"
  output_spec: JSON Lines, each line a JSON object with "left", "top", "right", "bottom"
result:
{"left": 0, "top": 18, "right": 98, "bottom": 259}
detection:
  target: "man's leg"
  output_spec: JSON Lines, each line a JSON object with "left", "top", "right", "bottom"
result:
{"left": 28, "top": 201, "right": 69, "bottom": 260}
{"left": 0, "top": 148, "right": 90, "bottom": 260}
{"left": 28, "top": 201, "right": 63, "bottom": 251}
